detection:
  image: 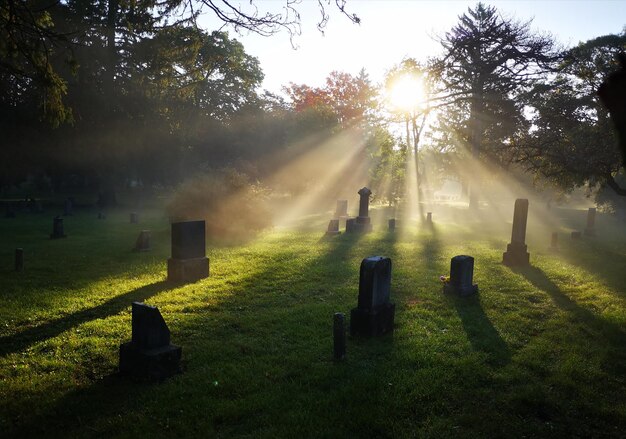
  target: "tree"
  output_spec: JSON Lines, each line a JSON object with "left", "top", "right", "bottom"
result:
{"left": 512, "top": 33, "right": 626, "bottom": 198}
{"left": 433, "top": 2, "right": 557, "bottom": 208}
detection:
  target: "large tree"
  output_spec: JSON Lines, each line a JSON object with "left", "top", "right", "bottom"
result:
{"left": 512, "top": 33, "right": 626, "bottom": 197}
{"left": 433, "top": 2, "right": 557, "bottom": 208}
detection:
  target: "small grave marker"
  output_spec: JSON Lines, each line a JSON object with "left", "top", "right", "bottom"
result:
{"left": 503, "top": 199, "right": 530, "bottom": 266}
{"left": 350, "top": 256, "right": 395, "bottom": 336}
{"left": 119, "top": 302, "right": 182, "bottom": 380}
{"left": 50, "top": 216, "right": 66, "bottom": 239}
{"left": 134, "top": 230, "right": 151, "bottom": 251}
{"left": 325, "top": 219, "right": 340, "bottom": 236}
{"left": 443, "top": 255, "right": 478, "bottom": 296}
{"left": 333, "top": 313, "right": 346, "bottom": 361}
{"left": 388, "top": 218, "right": 396, "bottom": 231}
{"left": 130, "top": 212, "right": 139, "bottom": 224}
{"left": 426, "top": 212, "right": 432, "bottom": 224}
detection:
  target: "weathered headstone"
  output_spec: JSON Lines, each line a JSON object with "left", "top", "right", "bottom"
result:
{"left": 130, "top": 212, "right": 139, "bottom": 224}
{"left": 502, "top": 199, "right": 530, "bottom": 266}
{"left": 119, "top": 302, "right": 182, "bottom": 380}
{"left": 167, "top": 220, "right": 209, "bottom": 283}
{"left": 584, "top": 207, "right": 596, "bottom": 236}
{"left": 333, "top": 313, "right": 346, "bottom": 361}
{"left": 346, "top": 187, "right": 373, "bottom": 233}
{"left": 134, "top": 230, "right": 151, "bottom": 251}
{"left": 571, "top": 231, "right": 582, "bottom": 240}
{"left": 350, "top": 256, "right": 395, "bottom": 336}
{"left": 388, "top": 218, "right": 396, "bottom": 231}
{"left": 550, "top": 232, "right": 559, "bottom": 250}
{"left": 325, "top": 219, "right": 340, "bottom": 236}
{"left": 15, "top": 248, "right": 23, "bottom": 272}
{"left": 63, "top": 198, "right": 73, "bottom": 216}
{"left": 335, "top": 200, "right": 348, "bottom": 218}
{"left": 426, "top": 212, "right": 432, "bottom": 224}
{"left": 50, "top": 216, "right": 66, "bottom": 239}
{"left": 443, "top": 255, "right": 478, "bottom": 296}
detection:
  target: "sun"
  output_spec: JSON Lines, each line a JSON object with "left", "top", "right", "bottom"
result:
{"left": 388, "top": 74, "right": 425, "bottom": 113}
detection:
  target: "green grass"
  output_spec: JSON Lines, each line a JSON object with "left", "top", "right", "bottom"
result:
{"left": 1, "top": 205, "right": 625, "bottom": 438}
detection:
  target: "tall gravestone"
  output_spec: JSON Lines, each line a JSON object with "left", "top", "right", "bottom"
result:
{"left": 443, "top": 255, "right": 478, "bottom": 296}
{"left": 584, "top": 207, "right": 596, "bottom": 236}
{"left": 502, "top": 199, "right": 530, "bottom": 266}
{"left": 119, "top": 302, "right": 182, "bottom": 380}
{"left": 167, "top": 220, "right": 209, "bottom": 283}
{"left": 346, "top": 187, "right": 373, "bottom": 233}
{"left": 335, "top": 200, "right": 348, "bottom": 218}
{"left": 50, "top": 216, "right": 66, "bottom": 239}
{"left": 350, "top": 256, "right": 395, "bottom": 336}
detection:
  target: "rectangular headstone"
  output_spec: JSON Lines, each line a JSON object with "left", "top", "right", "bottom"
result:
{"left": 326, "top": 219, "right": 340, "bottom": 235}
{"left": 584, "top": 207, "right": 596, "bottom": 236}
{"left": 171, "top": 220, "right": 206, "bottom": 259}
{"left": 351, "top": 256, "right": 395, "bottom": 337}
{"left": 388, "top": 218, "right": 396, "bottom": 231}
{"left": 444, "top": 255, "right": 478, "bottom": 296}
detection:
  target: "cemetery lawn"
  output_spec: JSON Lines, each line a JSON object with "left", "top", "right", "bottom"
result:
{"left": 1, "top": 207, "right": 626, "bottom": 438}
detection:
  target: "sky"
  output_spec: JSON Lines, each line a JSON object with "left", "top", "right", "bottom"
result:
{"left": 198, "top": 1, "right": 626, "bottom": 94}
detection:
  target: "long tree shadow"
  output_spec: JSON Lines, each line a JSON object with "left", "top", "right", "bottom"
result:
{"left": 512, "top": 265, "right": 626, "bottom": 344}
{"left": 0, "top": 280, "right": 171, "bottom": 357}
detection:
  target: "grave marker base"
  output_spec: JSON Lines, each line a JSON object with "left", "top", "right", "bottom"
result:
{"left": 350, "top": 303, "right": 395, "bottom": 337}
{"left": 119, "top": 342, "right": 181, "bottom": 380}
{"left": 443, "top": 283, "right": 478, "bottom": 297}
{"left": 502, "top": 243, "right": 530, "bottom": 266}
{"left": 167, "top": 257, "right": 209, "bottom": 283}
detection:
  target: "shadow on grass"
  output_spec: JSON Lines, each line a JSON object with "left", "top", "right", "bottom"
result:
{"left": 0, "top": 280, "right": 170, "bottom": 357}
{"left": 448, "top": 293, "right": 511, "bottom": 368}
{"left": 512, "top": 265, "right": 626, "bottom": 344}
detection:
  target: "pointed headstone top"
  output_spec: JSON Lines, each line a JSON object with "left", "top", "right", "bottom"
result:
{"left": 358, "top": 187, "right": 372, "bottom": 197}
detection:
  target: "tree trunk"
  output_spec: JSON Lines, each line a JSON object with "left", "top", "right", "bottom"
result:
{"left": 468, "top": 87, "right": 484, "bottom": 210}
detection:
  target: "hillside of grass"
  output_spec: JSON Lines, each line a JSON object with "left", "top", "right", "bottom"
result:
{"left": 1, "top": 204, "right": 625, "bottom": 438}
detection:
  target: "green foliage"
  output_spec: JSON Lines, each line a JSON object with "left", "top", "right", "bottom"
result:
{"left": 165, "top": 169, "right": 272, "bottom": 242}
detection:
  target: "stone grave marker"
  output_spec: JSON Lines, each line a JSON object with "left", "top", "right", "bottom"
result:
{"left": 134, "top": 230, "right": 151, "bottom": 252}
{"left": 50, "top": 216, "right": 66, "bottom": 239}
{"left": 335, "top": 200, "right": 348, "bottom": 218}
{"left": 388, "top": 218, "right": 396, "bottom": 231}
{"left": 119, "top": 302, "right": 182, "bottom": 380}
{"left": 15, "top": 248, "right": 23, "bottom": 272}
{"left": 346, "top": 187, "right": 373, "bottom": 233}
{"left": 584, "top": 207, "right": 596, "bottom": 236}
{"left": 325, "top": 219, "right": 340, "bottom": 236}
{"left": 167, "top": 220, "right": 209, "bottom": 283}
{"left": 443, "top": 255, "right": 478, "bottom": 296}
{"left": 350, "top": 256, "right": 395, "bottom": 336}
{"left": 503, "top": 199, "right": 530, "bottom": 266}
{"left": 130, "top": 212, "right": 139, "bottom": 224}
{"left": 426, "top": 212, "right": 432, "bottom": 224}
{"left": 333, "top": 312, "right": 346, "bottom": 361}
{"left": 550, "top": 232, "right": 559, "bottom": 250}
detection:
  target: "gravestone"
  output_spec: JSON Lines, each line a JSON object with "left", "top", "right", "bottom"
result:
{"left": 350, "top": 256, "right": 395, "bottom": 336}
{"left": 15, "top": 248, "right": 23, "bottom": 272}
{"left": 119, "top": 302, "right": 182, "bottom": 380}
{"left": 63, "top": 198, "right": 73, "bottom": 216}
{"left": 571, "top": 231, "right": 582, "bottom": 240}
{"left": 388, "top": 218, "right": 396, "bottom": 231}
{"left": 584, "top": 207, "right": 596, "bottom": 236}
{"left": 335, "top": 200, "right": 348, "bottom": 218}
{"left": 333, "top": 313, "right": 346, "bottom": 361}
{"left": 50, "top": 216, "right": 66, "bottom": 239}
{"left": 167, "top": 220, "right": 209, "bottom": 283}
{"left": 130, "top": 212, "right": 139, "bottom": 224}
{"left": 502, "top": 199, "right": 530, "bottom": 266}
{"left": 134, "top": 230, "right": 151, "bottom": 251}
{"left": 426, "top": 212, "right": 432, "bottom": 224}
{"left": 346, "top": 187, "right": 373, "bottom": 233}
{"left": 443, "top": 255, "right": 478, "bottom": 296}
{"left": 550, "top": 232, "right": 559, "bottom": 250}
{"left": 325, "top": 219, "right": 340, "bottom": 236}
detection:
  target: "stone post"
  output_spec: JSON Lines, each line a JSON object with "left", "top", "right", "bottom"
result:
{"left": 584, "top": 208, "right": 596, "bottom": 236}
{"left": 502, "top": 199, "right": 530, "bottom": 266}
{"left": 50, "top": 216, "right": 66, "bottom": 239}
